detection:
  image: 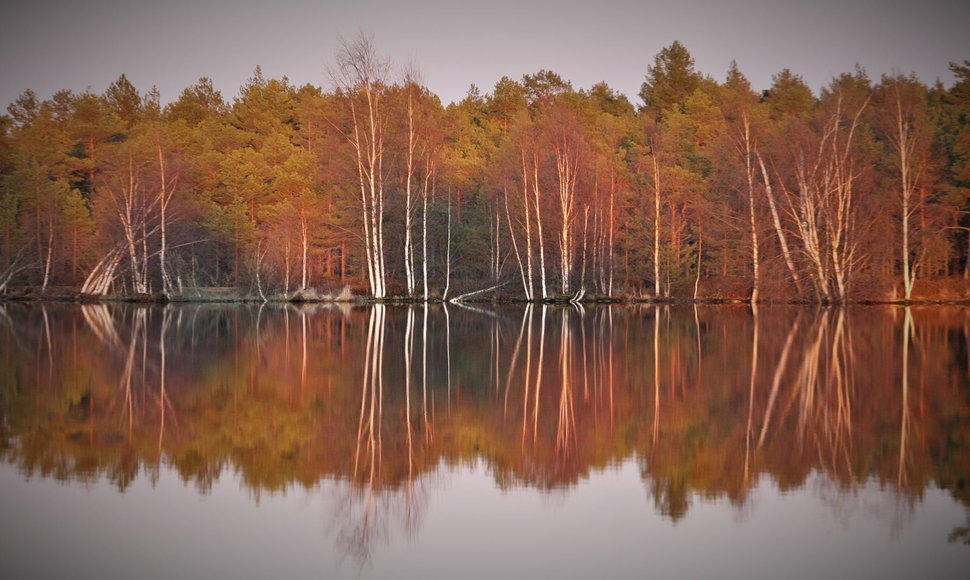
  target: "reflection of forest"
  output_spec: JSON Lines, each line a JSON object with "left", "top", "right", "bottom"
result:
{"left": 1, "top": 302, "right": 969, "bottom": 525}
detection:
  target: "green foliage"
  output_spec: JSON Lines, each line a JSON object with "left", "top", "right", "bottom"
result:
{"left": 639, "top": 40, "right": 702, "bottom": 115}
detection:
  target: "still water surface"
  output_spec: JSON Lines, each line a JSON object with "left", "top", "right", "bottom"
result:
{"left": 0, "top": 303, "right": 968, "bottom": 579}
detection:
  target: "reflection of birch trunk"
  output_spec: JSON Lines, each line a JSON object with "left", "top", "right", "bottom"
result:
{"left": 504, "top": 305, "right": 531, "bottom": 419}
{"left": 580, "top": 306, "right": 589, "bottom": 402}
{"left": 796, "top": 311, "right": 829, "bottom": 443}
{"left": 533, "top": 306, "right": 547, "bottom": 445}
{"left": 156, "top": 309, "right": 176, "bottom": 460}
{"left": 119, "top": 308, "right": 142, "bottom": 439}
{"left": 420, "top": 305, "right": 431, "bottom": 439}
{"left": 829, "top": 309, "right": 854, "bottom": 475}
{"left": 758, "top": 314, "right": 800, "bottom": 449}
{"left": 444, "top": 303, "right": 451, "bottom": 410}
{"left": 82, "top": 304, "right": 124, "bottom": 352}
{"left": 300, "top": 309, "right": 308, "bottom": 392}
{"left": 404, "top": 307, "right": 415, "bottom": 479}
{"left": 653, "top": 306, "right": 660, "bottom": 445}
{"left": 693, "top": 304, "right": 702, "bottom": 384}
{"left": 521, "top": 305, "right": 535, "bottom": 449}
{"left": 493, "top": 320, "right": 500, "bottom": 395}
{"left": 354, "top": 305, "right": 386, "bottom": 480}
{"left": 744, "top": 304, "right": 759, "bottom": 484}
{"left": 899, "top": 307, "right": 913, "bottom": 486}
{"left": 556, "top": 310, "right": 576, "bottom": 457}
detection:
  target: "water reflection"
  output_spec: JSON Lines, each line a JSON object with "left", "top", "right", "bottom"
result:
{"left": 1, "top": 302, "right": 969, "bottom": 559}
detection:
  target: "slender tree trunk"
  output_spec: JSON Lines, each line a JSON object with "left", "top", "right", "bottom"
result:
{"left": 42, "top": 218, "right": 53, "bottom": 292}
{"left": 652, "top": 155, "right": 662, "bottom": 297}
{"left": 300, "top": 207, "right": 309, "bottom": 290}
{"left": 608, "top": 165, "right": 615, "bottom": 296}
{"left": 756, "top": 151, "right": 801, "bottom": 293}
{"left": 555, "top": 140, "right": 577, "bottom": 295}
{"left": 521, "top": 150, "right": 535, "bottom": 300}
{"left": 743, "top": 116, "right": 760, "bottom": 303}
{"left": 284, "top": 235, "right": 291, "bottom": 294}
{"left": 533, "top": 155, "right": 548, "bottom": 299}
{"left": 578, "top": 206, "right": 590, "bottom": 299}
{"left": 404, "top": 82, "right": 416, "bottom": 296}
{"left": 895, "top": 88, "right": 918, "bottom": 301}
{"left": 422, "top": 159, "right": 432, "bottom": 300}
{"left": 694, "top": 227, "right": 702, "bottom": 300}
{"left": 505, "top": 182, "right": 530, "bottom": 299}
{"left": 156, "top": 140, "right": 177, "bottom": 296}
{"left": 443, "top": 188, "right": 452, "bottom": 300}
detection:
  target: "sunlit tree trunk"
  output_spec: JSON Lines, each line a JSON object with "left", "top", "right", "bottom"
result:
{"left": 652, "top": 155, "right": 662, "bottom": 298}
{"left": 443, "top": 186, "right": 452, "bottom": 300}
{"left": 554, "top": 138, "right": 578, "bottom": 294}
{"left": 105, "top": 149, "right": 151, "bottom": 295}
{"left": 578, "top": 206, "right": 590, "bottom": 300}
{"left": 742, "top": 115, "right": 760, "bottom": 303}
{"left": 533, "top": 155, "right": 548, "bottom": 299}
{"left": 756, "top": 151, "right": 801, "bottom": 293}
{"left": 156, "top": 139, "right": 178, "bottom": 296}
{"left": 826, "top": 93, "right": 869, "bottom": 302}
{"left": 403, "top": 78, "right": 417, "bottom": 296}
{"left": 41, "top": 216, "right": 53, "bottom": 293}
{"left": 505, "top": 182, "right": 531, "bottom": 300}
{"left": 300, "top": 206, "right": 309, "bottom": 290}
{"left": 790, "top": 159, "right": 830, "bottom": 301}
{"left": 608, "top": 165, "right": 615, "bottom": 296}
{"left": 694, "top": 227, "right": 702, "bottom": 300}
{"left": 335, "top": 35, "right": 389, "bottom": 298}
{"left": 284, "top": 235, "right": 291, "bottom": 294}
{"left": 521, "top": 150, "right": 536, "bottom": 300}
{"left": 421, "top": 160, "right": 433, "bottom": 300}
{"left": 892, "top": 86, "right": 923, "bottom": 301}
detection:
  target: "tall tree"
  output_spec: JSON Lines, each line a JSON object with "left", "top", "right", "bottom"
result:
{"left": 332, "top": 34, "right": 391, "bottom": 298}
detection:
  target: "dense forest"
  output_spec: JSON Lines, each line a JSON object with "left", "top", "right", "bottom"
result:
{"left": 1, "top": 37, "right": 969, "bottom": 302}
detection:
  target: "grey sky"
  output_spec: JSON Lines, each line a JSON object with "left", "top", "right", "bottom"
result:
{"left": 1, "top": 0, "right": 968, "bottom": 110}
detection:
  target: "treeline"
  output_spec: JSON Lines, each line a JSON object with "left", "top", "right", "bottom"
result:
{"left": 1, "top": 37, "right": 969, "bottom": 301}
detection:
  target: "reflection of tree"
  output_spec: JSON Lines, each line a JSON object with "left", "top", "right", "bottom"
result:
{"left": 2, "top": 303, "right": 970, "bottom": 546}
{"left": 950, "top": 510, "right": 970, "bottom": 545}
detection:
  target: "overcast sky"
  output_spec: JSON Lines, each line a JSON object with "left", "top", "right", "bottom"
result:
{"left": 2, "top": 0, "right": 968, "bottom": 110}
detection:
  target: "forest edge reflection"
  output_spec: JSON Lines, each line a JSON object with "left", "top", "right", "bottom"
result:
{"left": 1, "top": 302, "right": 969, "bottom": 559}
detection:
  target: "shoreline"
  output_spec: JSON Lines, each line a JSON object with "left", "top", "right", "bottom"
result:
{"left": 2, "top": 291, "right": 969, "bottom": 307}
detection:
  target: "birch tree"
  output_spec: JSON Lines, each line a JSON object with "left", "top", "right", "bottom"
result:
{"left": 332, "top": 34, "right": 391, "bottom": 298}
{"left": 875, "top": 74, "right": 932, "bottom": 301}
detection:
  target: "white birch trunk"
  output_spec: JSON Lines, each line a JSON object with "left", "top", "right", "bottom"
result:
{"left": 533, "top": 155, "right": 548, "bottom": 299}
{"left": 756, "top": 151, "right": 801, "bottom": 293}
{"left": 743, "top": 115, "right": 760, "bottom": 303}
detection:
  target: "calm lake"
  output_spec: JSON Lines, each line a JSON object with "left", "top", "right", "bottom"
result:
{"left": 1, "top": 302, "right": 968, "bottom": 579}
